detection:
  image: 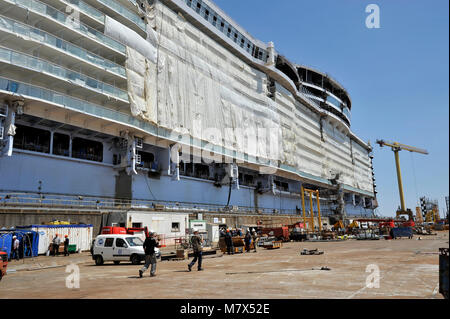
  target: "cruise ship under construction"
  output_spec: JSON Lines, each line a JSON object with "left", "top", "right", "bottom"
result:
{"left": 0, "top": 0, "right": 378, "bottom": 236}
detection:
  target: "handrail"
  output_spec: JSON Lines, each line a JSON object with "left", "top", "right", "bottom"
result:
{"left": 0, "top": 15, "right": 126, "bottom": 77}
{"left": 0, "top": 46, "right": 128, "bottom": 101}
{"left": 0, "top": 191, "right": 316, "bottom": 216}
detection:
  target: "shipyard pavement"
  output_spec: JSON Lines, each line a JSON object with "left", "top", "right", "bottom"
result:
{"left": 0, "top": 232, "right": 447, "bottom": 299}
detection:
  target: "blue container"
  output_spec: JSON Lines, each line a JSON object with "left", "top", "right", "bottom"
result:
{"left": 0, "top": 229, "right": 39, "bottom": 259}
{"left": 391, "top": 227, "right": 413, "bottom": 239}
{"left": 0, "top": 233, "right": 12, "bottom": 259}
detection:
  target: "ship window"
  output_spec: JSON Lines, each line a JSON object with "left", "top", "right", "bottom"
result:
{"left": 171, "top": 222, "right": 180, "bottom": 232}
{"left": 52, "top": 133, "right": 70, "bottom": 157}
{"left": 274, "top": 180, "right": 289, "bottom": 192}
{"left": 185, "top": 162, "right": 194, "bottom": 176}
{"left": 194, "top": 163, "right": 210, "bottom": 179}
{"left": 239, "top": 174, "right": 254, "bottom": 186}
{"left": 137, "top": 151, "right": 157, "bottom": 170}
{"left": 13, "top": 124, "right": 50, "bottom": 154}
{"left": 72, "top": 137, "right": 103, "bottom": 162}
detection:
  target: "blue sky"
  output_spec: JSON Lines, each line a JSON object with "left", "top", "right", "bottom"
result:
{"left": 213, "top": 0, "right": 449, "bottom": 218}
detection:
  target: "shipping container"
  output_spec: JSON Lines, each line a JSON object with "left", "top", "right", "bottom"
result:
{"left": 261, "top": 227, "right": 290, "bottom": 241}
{"left": 391, "top": 227, "right": 413, "bottom": 239}
{"left": 16, "top": 225, "right": 93, "bottom": 254}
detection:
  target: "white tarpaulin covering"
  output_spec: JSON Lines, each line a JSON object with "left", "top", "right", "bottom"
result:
{"left": 112, "top": 0, "right": 373, "bottom": 193}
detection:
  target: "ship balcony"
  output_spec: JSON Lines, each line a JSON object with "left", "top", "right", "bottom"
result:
{"left": 0, "top": 46, "right": 129, "bottom": 108}
{"left": 0, "top": 0, "right": 126, "bottom": 62}
{"left": 0, "top": 76, "right": 149, "bottom": 136}
{"left": 0, "top": 15, "right": 126, "bottom": 84}
{"left": 41, "top": 0, "right": 106, "bottom": 30}
{"left": 301, "top": 83, "right": 351, "bottom": 126}
{"left": 84, "top": 0, "right": 146, "bottom": 37}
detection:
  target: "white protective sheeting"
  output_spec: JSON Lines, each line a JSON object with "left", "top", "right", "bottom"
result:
{"left": 120, "top": 1, "right": 373, "bottom": 193}
{"left": 105, "top": 15, "right": 157, "bottom": 64}
{"left": 152, "top": 5, "right": 281, "bottom": 161}
{"left": 125, "top": 47, "right": 158, "bottom": 122}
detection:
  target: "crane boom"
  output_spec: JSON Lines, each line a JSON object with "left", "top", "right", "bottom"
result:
{"left": 376, "top": 139, "right": 429, "bottom": 219}
{"left": 376, "top": 140, "right": 428, "bottom": 155}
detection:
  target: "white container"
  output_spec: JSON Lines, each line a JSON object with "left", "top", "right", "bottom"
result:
{"left": 18, "top": 225, "right": 93, "bottom": 254}
{"left": 206, "top": 224, "right": 219, "bottom": 244}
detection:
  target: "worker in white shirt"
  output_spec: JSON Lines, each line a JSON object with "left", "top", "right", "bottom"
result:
{"left": 12, "top": 235, "right": 20, "bottom": 261}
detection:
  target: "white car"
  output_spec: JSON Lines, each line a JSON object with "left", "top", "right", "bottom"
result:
{"left": 92, "top": 234, "right": 161, "bottom": 266}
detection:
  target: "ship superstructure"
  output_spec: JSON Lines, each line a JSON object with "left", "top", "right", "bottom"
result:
{"left": 0, "top": 0, "right": 377, "bottom": 226}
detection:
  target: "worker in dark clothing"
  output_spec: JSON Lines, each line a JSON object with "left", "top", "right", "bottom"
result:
{"left": 244, "top": 229, "right": 252, "bottom": 253}
{"left": 64, "top": 235, "right": 70, "bottom": 256}
{"left": 139, "top": 230, "right": 159, "bottom": 278}
{"left": 188, "top": 229, "right": 203, "bottom": 271}
{"left": 224, "top": 229, "right": 234, "bottom": 255}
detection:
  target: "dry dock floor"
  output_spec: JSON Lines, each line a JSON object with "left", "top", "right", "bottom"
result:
{"left": 1, "top": 232, "right": 448, "bottom": 299}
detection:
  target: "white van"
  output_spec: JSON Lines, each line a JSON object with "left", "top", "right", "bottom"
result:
{"left": 92, "top": 234, "right": 161, "bottom": 266}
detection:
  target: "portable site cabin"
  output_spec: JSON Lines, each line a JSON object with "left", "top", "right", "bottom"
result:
{"left": 16, "top": 224, "right": 93, "bottom": 254}
{"left": 126, "top": 212, "right": 189, "bottom": 246}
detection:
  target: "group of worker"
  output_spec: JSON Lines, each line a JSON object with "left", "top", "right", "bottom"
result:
{"left": 10, "top": 233, "right": 70, "bottom": 261}
{"left": 138, "top": 228, "right": 204, "bottom": 278}
{"left": 223, "top": 228, "right": 259, "bottom": 255}
{"left": 50, "top": 234, "right": 70, "bottom": 257}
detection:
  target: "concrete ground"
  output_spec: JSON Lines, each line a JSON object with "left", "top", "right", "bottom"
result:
{"left": 0, "top": 232, "right": 448, "bottom": 299}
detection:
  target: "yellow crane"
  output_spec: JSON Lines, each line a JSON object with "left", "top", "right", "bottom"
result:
{"left": 300, "top": 186, "right": 322, "bottom": 232}
{"left": 376, "top": 140, "right": 429, "bottom": 220}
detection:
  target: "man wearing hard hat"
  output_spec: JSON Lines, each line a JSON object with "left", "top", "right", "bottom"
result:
{"left": 12, "top": 235, "right": 20, "bottom": 261}
{"left": 188, "top": 228, "right": 204, "bottom": 272}
{"left": 52, "top": 234, "right": 61, "bottom": 257}
{"left": 63, "top": 235, "right": 70, "bottom": 257}
{"left": 139, "top": 230, "right": 160, "bottom": 278}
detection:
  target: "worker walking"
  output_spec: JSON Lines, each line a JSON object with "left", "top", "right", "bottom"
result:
{"left": 188, "top": 229, "right": 204, "bottom": 271}
{"left": 52, "top": 234, "right": 61, "bottom": 257}
{"left": 251, "top": 230, "right": 259, "bottom": 252}
{"left": 225, "top": 229, "right": 234, "bottom": 255}
{"left": 12, "top": 235, "right": 20, "bottom": 261}
{"left": 139, "top": 230, "right": 159, "bottom": 278}
{"left": 244, "top": 229, "right": 252, "bottom": 253}
{"left": 64, "top": 235, "right": 70, "bottom": 256}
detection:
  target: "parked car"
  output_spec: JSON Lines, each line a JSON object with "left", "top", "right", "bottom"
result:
{"left": 91, "top": 234, "right": 160, "bottom": 266}
{"left": 0, "top": 251, "right": 8, "bottom": 281}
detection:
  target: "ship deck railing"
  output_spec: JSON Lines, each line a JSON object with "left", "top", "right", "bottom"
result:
{"left": 0, "top": 191, "right": 318, "bottom": 216}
